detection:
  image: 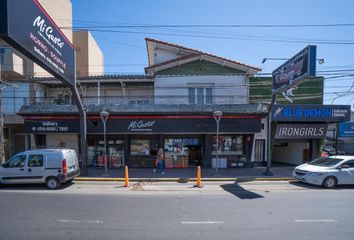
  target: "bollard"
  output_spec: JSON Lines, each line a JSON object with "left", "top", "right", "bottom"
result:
{"left": 124, "top": 165, "right": 129, "bottom": 187}
{"left": 196, "top": 165, "right": 202, "bottom": 188}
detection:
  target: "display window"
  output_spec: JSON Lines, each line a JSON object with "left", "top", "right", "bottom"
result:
{"left": 130, "top": 139, "right": 151, "bottom": 155}
{"left": 87, "top": 135, "right": 124, "bottom": 168}
{"left": 212, "top": 135, "right": 244, "bottom": 155}
{"left": 164, "top": 138, "right": 201, "bottom": 168}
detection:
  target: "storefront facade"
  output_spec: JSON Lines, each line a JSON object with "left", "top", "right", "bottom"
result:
{"left": 271, "top": 104, "right": 351, "bottom": 165}
{"left": 23, "top": 110, "right": 265, "bottom": 169}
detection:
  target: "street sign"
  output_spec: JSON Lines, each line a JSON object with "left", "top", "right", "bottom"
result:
{"left": 272, "top": 45, "right": 316, "bottom": 93}
{"left": 0, "top": 0, "right": 75, "bottom": 86}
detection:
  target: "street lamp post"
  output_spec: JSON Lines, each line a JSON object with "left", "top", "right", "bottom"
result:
{"left": 213, "top": 111, "right": 223, "bottom": 176}
{"left": 100, "top": 110, "right": 109, "bottom": 176}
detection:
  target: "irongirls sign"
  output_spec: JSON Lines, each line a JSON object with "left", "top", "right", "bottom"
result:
{"left": 272, "top": 105, "right": 351, "bottom": 122}
{"left": 272, "top": 45, "right": 316, "bottom": 93}
{"left": 275, "top": 124, "right": 328, "bottom": 139}
{"left": 0, "top": 0, "right": 75, "bottom": 86}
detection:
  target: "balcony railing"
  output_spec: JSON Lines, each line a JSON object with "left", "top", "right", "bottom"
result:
{"left": 20, "top": 95, "right": 248, "bottom": 107}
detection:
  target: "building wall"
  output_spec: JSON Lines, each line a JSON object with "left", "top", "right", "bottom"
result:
{"left": 46, "top": 134, "right": 79, "bottom": 154}
{"left": 74, "top": 31, "right": 104, "bottom": 77}
{"left": 153, "top": 47, "right": 185, "bottom": 65}
{"left": 154, "top": 75, "right": 248, "bottom": 105}
{"left": 158, "top": 61, "right": 245, "bottom": 75}
{"left": 272, "top": 142, "right": 309, "bottom": 165}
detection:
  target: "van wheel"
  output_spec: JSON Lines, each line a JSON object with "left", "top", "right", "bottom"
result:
{"left": 46, "top": 177, "right": 60, "bottom": 190}
{"left": 322, "top": 176, "right": 337, "bottom": 188}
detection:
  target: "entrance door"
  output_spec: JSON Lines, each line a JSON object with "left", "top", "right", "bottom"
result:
{"left": 254, "top": 139, "right": 265, "bottom": 165}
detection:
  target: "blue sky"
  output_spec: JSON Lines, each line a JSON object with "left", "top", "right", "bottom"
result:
{"left": 72, "top": 0, "right": 354, "bottom": 108}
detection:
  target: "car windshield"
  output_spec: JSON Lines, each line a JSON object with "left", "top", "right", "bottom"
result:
{"left": 308, "top": 157, "right": 343, "bottom": 167}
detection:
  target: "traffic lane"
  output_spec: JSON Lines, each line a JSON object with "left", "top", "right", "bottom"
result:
{"left": 1, "top": 187, "right": 354, "bottom": 240}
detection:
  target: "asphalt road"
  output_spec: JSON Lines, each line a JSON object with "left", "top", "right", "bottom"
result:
{"left": 1, "top": 181, "right": 354, "bottom": 240}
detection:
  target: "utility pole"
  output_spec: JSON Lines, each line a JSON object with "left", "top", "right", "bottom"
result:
{"left": 0, "top": 48, "right": 17, "bottom": 163}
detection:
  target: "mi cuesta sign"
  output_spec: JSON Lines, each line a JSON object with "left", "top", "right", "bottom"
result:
{"left": 0, "top": 0, "right": 75, "bottom": 86}
{"left": 272, "top": 45, "right": 316, "bottom": 93}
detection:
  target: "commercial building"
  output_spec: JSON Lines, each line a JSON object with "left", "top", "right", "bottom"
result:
{"left": 19, "top": 38, "right": 269, "bottom": 169}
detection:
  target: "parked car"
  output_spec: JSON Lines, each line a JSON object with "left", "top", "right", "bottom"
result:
{"left": 0, "top": 149, "right": 80, "bottom": 189}
{"left": 321, "top": 146, "right": 346, "bottom": 157}
{"left": 293, "top": 155, "right": 354, "bottom": 188}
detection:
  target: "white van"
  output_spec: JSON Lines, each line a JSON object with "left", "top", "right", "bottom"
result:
{"left": 0, "top": 149, "right": 80, "bottom": 189}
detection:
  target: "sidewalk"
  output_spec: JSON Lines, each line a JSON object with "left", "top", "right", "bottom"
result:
{"left": 75, "top": 166, "right": 295, "bottom": 182}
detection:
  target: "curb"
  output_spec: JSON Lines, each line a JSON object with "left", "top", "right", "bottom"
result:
{"left": 74, "top": 177, "right": 295, "bottom": 182}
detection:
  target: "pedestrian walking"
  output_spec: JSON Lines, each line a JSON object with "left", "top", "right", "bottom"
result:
{"left": 156, "top": 148, "right": 165, "bottom": 175}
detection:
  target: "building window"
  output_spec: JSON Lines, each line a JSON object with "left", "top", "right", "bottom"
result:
{"left": 188, "top": 87, "right": 213, "bottom": 105}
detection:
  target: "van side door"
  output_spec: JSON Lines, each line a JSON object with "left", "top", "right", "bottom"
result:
{"left": 1, "top": 155, "right": 28, "bottom": 184}
{"left": 26, "top": 154, "right": 46, "bottom": 183}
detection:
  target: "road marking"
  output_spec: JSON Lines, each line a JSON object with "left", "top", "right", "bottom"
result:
{"left": 181, "top": 221, "right": 224, "bottom": 224}
{"left": 294, "top": 219, "right": 338, "bottom": 223}
{"left": 57, "top": 219, "right": 104, "bottom": 224}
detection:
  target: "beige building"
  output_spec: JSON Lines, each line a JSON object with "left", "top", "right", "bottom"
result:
{"left": 74, "top": 31, "right": 104, "bottom": 77}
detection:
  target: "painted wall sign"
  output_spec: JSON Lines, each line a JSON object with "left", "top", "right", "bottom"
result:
{"left": 24, "top": 116, "right": 262, "bottom": 134}
{"left": 338, "top": 122, "right": 354, "bottom": 137}
{"left": 272, "top": 105, "right": 351, "bottom": 122}
{"left": 272, "top": 45, "right": 316, "bottom": 93}
{"left": 0, "top": 0, "right": 75, "bottom": 86}
{"left": 275, "top": 124, "right": 328, "bottom": 139}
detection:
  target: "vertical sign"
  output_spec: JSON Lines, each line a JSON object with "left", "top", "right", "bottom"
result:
{"left": 0, "top": 0, "right": 75, "bottom": 86}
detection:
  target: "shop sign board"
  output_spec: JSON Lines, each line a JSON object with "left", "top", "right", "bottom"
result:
{"left": 338, "top": 122, "right": 354, "bottom": 137}
{"left": 24, "top": 116, "right": 262, "bottom": 134}
{"left": 25, "top": 119, "right": 80, "bottom": 133}
{"left": 0, "top": 0, "right": 75, "bottom": 86}
{"left": 275, "top": 124, "right": 328, "bottom": 139}
{"left": 272, "top": 104, "right": 351, "bottom": 122}
{"left": 272, "top": 45, "right": 316, "bottom": 93}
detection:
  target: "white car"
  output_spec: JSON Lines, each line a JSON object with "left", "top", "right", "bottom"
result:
{"left": 293, "top": 155, "right": 354, "bottom": 188}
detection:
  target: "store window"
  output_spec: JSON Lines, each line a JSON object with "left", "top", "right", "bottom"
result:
{"left": 212, "top": 135, "right": 247, "bottom": 168}
{"left": 130, "top": 139, "right": 150, "bottom": 155}
{"left": 88, "top": 136, "right": 124, "bottom": 168}
{"left": 164, "top": 138, "right": 201, "bottom": 168}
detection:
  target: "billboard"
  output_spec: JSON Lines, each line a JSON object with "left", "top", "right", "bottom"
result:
{"left": 338, "top": 122, "right": 354, "bottom": 137}
{"left": 272, "top": 45, "right": 316, "bottom": 93}
{"left": 272, "top": 104, "right": 351, "bottom": 123}
{"left": 0, "top": 0, "right": 75, "bottom": 86}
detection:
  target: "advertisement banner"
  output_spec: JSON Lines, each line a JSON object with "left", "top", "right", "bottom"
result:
{"left": 338, "top": 122, "right": 354, "bottom": 137}
{"left": 272, "top": 104, "right": 351, "bottom": 122}
{"left": 275, "top": 124, "right": 328, "bottom": 139}
{"left": 0, "top": 0, "right": 75, "bottom": 86}
{"left": 272, "top": 45, "right": 316, "bottom": 93}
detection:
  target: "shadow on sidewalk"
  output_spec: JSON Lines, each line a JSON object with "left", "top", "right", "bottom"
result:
{"left": 220, "top": 183, "right": 264, "bottom": 199}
